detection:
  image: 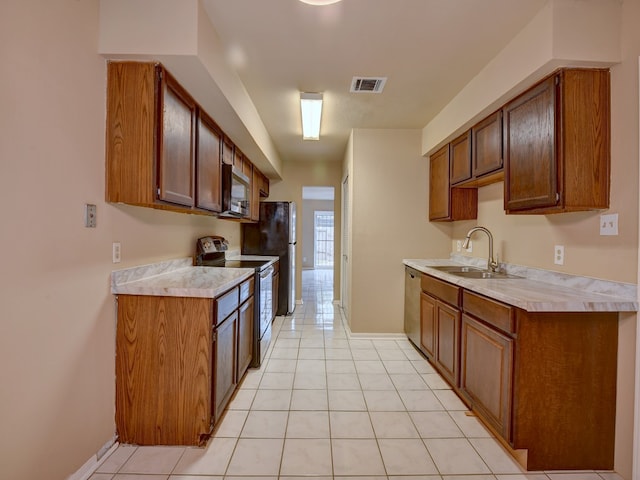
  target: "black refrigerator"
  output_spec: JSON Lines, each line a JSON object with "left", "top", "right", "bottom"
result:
{"left": 241, "top": 201, "right": 296, "bottom": 315}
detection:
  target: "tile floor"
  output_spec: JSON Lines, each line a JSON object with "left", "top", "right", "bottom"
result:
{"left": 91, "top": 268, "right": 623, "bottom": 480}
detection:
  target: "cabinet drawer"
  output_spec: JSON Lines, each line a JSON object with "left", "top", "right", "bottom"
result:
{"left": 421, "top": 275, "right": 461, "bottom": 307}
{"left": 240, "top": 277, "right": 255, "bottom": 304}
{"left": 463, "top": 290, "right": 514, "bottom": 335}
{"left": 215, "top": 286, "right": 239, "bottom": 326}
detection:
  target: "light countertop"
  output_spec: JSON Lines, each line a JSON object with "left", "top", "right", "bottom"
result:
{"left": 111, "top": 258, "right": 256, "bottom": 299}
{"left": 404, "top": 257, "right": 638, "bottom": 313}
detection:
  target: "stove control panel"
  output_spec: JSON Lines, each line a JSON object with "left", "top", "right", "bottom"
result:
{"left": 197, "top": 236, "right": 229, "bottom": 254}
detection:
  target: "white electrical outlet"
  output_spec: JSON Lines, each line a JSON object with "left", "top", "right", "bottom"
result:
{"left": 600, "top": 213, "right": 619, "bottom": 236}
{"left": 456, "top": 240, "right": 462, "bottom": 252}
{"left": 112, "top": 242, "right": 121, "bottom": 263}
{"left": 85, "top": 204, "right": 97, "bottom": 228}
{"left": 554, "top": 245, "right": 564, "bottom": 265}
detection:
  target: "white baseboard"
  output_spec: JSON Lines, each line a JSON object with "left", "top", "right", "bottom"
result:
{"left": 67, "top": 436, "right": 118, "bottom": 480}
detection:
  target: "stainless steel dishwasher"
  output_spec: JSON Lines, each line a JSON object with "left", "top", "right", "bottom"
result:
{"left": 404, "top": 266, "right": 421, "bottom": 347}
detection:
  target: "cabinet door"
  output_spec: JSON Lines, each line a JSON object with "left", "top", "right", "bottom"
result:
{"left": 503, "top": 76, "right": 557, "bottom": 211}
{"left": 222, "top": 136, "right": 234, "bottom": 165}
{"left": 473, "top": 111, "right": 503, "bottom": 177}
{"left": 435, "top": 301, "right": 460, "bottom": 387}
{"left": 158, "top": 69, "right": 197, "bottom": 207}
{"left": 213, "top": 312, "right": 238, "bottom": 421}
{"left": 450, "top": 131, "right": 472, "bottom": 184}
{"left": 196, "top": 110, "right": 222, "bottom": 212}
{"left": 461, "top": 314, "right": 513, "bottom": 440}
{"left": 429, "top": 145, "right": 451, "bottom": 220}
{"left": 237, "top": 297, "right": 254, "bottom": 380}
{"left": 420, "top": 292, "right": 436, "bottom": 358}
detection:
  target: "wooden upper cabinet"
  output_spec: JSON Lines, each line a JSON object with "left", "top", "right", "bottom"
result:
{"left": 250, "top": 166, "right": 260, "bottom": 222}
{"left": 196, "top": 110, "right": 222, "bottom": 212}
{"left": 429, "top": 144, "right": 477, "bottom": 222}
{"left": 222, "top": 136, "right": 234, "bottom": 166}
{"left": 504, "top": 68, "right": 610, "bottom": 214}
{"left": 450, "top": 130, "right": 472, "bottom": 185}
{"left": 158, "top": 69, "right": 197, "bottom": 207}
{"left": 472, "top": 110, "right": 503, "bottom": 178}
{"left": 106, "top": 60, "right": 272, "bottom": 218}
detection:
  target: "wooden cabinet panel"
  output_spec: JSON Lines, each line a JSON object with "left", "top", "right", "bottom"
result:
{"left": 250, "top": 166, "right": 261, "bottom": 221}
{"left": 503, "top": 75, "right": 557, "bottom": 211}
{"left": 196, "top": 110, "right": 222, "bottom": 212}
{"left": 461, "top": 313, "right": 513, "bottom": 440}
{"left": 222, "top": 136, "right": 234, "bottom": 166}
{"left": 472, "top": 110, "right": 503, "bottom": 177}
{"left": 421, "top": 274, "right": 461, "bottom": 308}
{"left": 420, "top": 291, "right": 436, "bottom": 358}
{"left": 450, "top": 130, "right": 472, "bottom": 184}
{"left": 116, "top": 295, "right": 212, "bottom": 446}
{"left": 237, "top": 296, "right": 254, "bottom": 380}
{"left": 213, "top": 312, "right": 238, "bottom": 421}
{"left": 434, "top": 301, "right": 460, "bottom": 386}
{"left": 462, "top": 290, "right": 514, "bottom": 335}
{"left": 158, "top": 71, "right": 197, "bottom": 207}
{"left": 504, "top": 68, "right": 610, "bottom": 214}
{"left": 429, "top": 144, "right": 477, "bottom": 222}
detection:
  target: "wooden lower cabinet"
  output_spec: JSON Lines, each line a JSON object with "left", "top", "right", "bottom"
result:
{"left": 213, "top": 311, "right": 238, "bottom": 422}
{"left": 460, "top": 313, "right": 513, "bottom": 440}
{"left": 115, "top": 280, "right": 255, "bottom": 446}
{"left": 237, "top": 296, "right": 254, "bottom": 380}
{"left": 116, "top": 295, "right": 212, "bottom": 446}
{"left": 419, "top": 292, "right": 435, "bottom": 358}
{"left": 434, "top": 301, "right": 460, "bottom": 386}
{"left": 418, "top": 274, "right": 618, "bottom": 471}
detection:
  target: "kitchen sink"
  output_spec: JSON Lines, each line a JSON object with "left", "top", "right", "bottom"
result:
{"left": 430, "top": 265, "right": 483, "bottom": 273}
{"left": 449, "top": 270, "right": 522, "bottom": 279}
{"left": 430, "top": 265, "right": 522, "bottom": 279}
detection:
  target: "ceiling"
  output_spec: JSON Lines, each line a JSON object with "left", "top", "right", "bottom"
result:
{"left": 201, "top": 0, "right": 547, "bottom": 164}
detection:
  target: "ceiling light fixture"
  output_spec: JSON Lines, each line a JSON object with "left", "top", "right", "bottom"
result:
{"left": 300, "top": 92, "right": 323, "bottom": 140}
{"left": 299, "top": 0, "right": 342, "bottom": 5}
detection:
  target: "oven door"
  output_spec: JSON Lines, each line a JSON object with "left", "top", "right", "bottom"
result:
{"left": 259, "top": 265, "right": 274, "bottom": 337}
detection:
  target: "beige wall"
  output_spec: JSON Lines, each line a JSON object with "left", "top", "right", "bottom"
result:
{"left": 268, "top": 161, "right": 343, "bottom": 301}
{"left": 346, "top": 129, "right": 452, "bottom": 334}
{"left": 0, "top": 2, "right": 241, "bottom": 479}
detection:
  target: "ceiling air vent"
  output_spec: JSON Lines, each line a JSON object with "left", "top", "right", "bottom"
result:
{"left": 350, "top": 76, "right": 387, "bottom": 93}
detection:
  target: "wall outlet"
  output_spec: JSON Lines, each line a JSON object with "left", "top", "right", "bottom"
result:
{"left": 112, "top": 242, "right": 121, "bottom": 263}
{"left": 85, "top": 204, "right": 97, "bottom": 228}
{"left": 456, "top": 240, "right": 462, "bottom": 252}
{"left": 600, "top": 213, "right": 619, "bottom": 236}
{"left": 554, "top": 245, "right": 564, "bottom": 265}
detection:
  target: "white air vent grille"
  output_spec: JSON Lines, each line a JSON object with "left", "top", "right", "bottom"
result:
{"left": 350, "top": 76, "right": 387, "bottom": 93}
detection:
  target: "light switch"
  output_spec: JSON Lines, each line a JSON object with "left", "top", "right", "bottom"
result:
{"left": 600, "top": 213, "right": 619, "bottom": 236}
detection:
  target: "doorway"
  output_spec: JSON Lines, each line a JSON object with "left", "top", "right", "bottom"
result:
{"left": 301, "top": 186, "right": 335, "bottom": 302}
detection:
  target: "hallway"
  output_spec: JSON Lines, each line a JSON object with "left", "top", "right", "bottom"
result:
{"left": 90, "top": 269, "right": 621, "bottom": 479}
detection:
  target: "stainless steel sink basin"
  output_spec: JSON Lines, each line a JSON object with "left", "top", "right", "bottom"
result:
{"left": 430, "top": 265, "right": 483, "bottom": 273}
{"left": 449, "top": 270, "right": 522, "bottom": 279}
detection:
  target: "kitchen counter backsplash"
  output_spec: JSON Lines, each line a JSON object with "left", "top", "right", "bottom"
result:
{"left": 405, "top": 254, "right": 638, "bottom": 312}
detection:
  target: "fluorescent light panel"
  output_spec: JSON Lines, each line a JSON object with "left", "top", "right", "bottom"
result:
{"left": 299, "top": 0, "right": 342, "bottom": 5}
{"left": 300, "top": 92, "right": 323, "bottom": 140}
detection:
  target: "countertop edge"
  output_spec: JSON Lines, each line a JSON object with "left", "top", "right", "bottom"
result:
{"left": 404, "top": 258, "right": 639, "bottom": 313}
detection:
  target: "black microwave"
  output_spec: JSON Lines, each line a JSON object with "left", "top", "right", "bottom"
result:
{"left": 220, "top": 164, "right": 250, "bottom": 217}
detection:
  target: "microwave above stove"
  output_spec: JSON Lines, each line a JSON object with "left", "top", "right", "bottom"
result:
{"left": 219, "top": 164, "right": 250, "bottom": 218}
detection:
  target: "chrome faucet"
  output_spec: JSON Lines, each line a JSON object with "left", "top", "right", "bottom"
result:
{"left": 462, "top": 226, "right": 499, "bottom": 272}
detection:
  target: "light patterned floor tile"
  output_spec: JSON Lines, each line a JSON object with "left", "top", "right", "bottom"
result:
{"left": 290, "top": 389, "right": 329, "bottom": 410}
{"left": 470, "top": 437, "right": 524, "bottom": 474}
{"left": 331, "top": 439, "right": 386, "bottom": 476}
{"left": 379, "top": 438, "right": 439, "bottom": 475}
{"left": 363, "top": 389, "right": 406, "bottom": 411}
{"left": 240, "top": 410, "right": 288, "bottom": 438}
{"left": 213, "top": 409, "right": 248, "bottom": 437}
{"left": 225, "top": 438, "right": 284, "bottom": 476}
{"left": 398, "top": 389, "right": 445, "bottom": 411}
{"left": 280, "top": 438, "right": 333, "bottom": 476}
{"left": 96, "top": 445, "right": 137, "bottom": 473}
{"left": 119, "top": 446, "right": 185, "bottom": 474}
{"left": 172, "top": 438, "right": 236, "bottom": 475}
{"left": 449, "top": 410, "right": 492, "bottom": 437}
{"left": 425, "top": 438, "right": 492, "bottom": 475}
{"left": 410, "top": 411, "right": 465, "bottom": 438}
{"left": 250, "top": 389, "right": 292, "bottom": 410}
{"left": 358, "top": 373, "right": 396, "bottom": 390}
{"left": 286, "top": 411, "right": 330, "bottom": 438}
{"left": 370, "top": 411, "right": 420, "bottom": 438}
{"left": 328, "top": 389, "right": 367, "bottom": 411}
{"left": 329, "top": 411, "right": 375, "bottom": 438}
